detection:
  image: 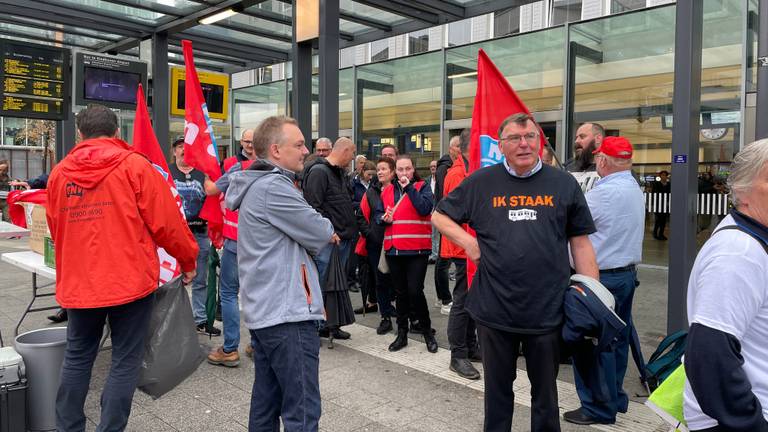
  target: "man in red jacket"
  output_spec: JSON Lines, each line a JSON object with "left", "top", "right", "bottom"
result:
{"left": 46, "top": 104, "right": 198, "bottom": 432}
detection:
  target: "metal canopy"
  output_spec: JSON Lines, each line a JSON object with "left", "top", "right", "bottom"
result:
{"left": 0, "top": 0, "right": 538, "bottom": 73}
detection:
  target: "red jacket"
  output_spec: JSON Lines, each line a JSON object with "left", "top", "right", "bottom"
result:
{"left": 440, "top": 155, "right": 469, "bottom": 259}
{"left": 222, "top": 156, "right": 254, "bottom": 242}
{"left": 46, "top": 137, "right": 198, "bottom": 308}
{"left": 381, "top": 181, "right": 432, "bottom": 251}
{"left": 354, "top": 194, "right": 370, "bottom": 256}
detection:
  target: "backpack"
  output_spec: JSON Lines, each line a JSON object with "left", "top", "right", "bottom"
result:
{"left": 645, "top": 330, "right": 687, "bottom": 391}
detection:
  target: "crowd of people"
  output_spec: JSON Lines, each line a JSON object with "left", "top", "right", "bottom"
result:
{"left": 40, "top": 103, "right": 768, "bottom": 432}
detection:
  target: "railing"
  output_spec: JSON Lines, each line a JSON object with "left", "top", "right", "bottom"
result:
{"left": 644, "top": 193, "right": 730, "bottom": 215}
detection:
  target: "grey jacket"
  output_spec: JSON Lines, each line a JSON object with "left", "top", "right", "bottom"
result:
{"left": 226, "top": 161, "right": 334, "bottom": 330}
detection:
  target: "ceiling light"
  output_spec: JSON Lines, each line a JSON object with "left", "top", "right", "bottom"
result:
{"left": 199, "top": 8, "right": 239, "bottom": 25}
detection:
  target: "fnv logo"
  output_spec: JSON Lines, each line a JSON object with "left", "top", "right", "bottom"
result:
{"left": 508, "top": 209, "right": 537, "bottom": 222}
{"left": 65, "top": 182, "right": 83, "bottom": 198}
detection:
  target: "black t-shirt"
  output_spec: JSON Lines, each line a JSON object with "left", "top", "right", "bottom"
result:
{"left": 436, "top": 163, "right": 595, "bottom": 334}
{"left": 170, "top": 164, "right": 207, "bottom": 230}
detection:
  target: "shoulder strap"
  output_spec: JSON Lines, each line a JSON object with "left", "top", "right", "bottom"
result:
{"left": 713, "top": 225, "right": 768, "bottom": 255}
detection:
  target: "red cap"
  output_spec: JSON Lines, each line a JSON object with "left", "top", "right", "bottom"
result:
{"left": 593, "top": 136, "right": 633, "bottom": 159}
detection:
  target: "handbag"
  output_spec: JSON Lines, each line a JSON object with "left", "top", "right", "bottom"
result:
{"left": 377, "top": 187, "right": 408, "bottom": 274}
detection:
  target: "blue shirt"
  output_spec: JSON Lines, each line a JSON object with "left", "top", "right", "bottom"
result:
{"left": 504, "top": 158, "right": 542, "bottom": 178}
{"left": 585, "top": 170, "right": 645, "bottom": 269}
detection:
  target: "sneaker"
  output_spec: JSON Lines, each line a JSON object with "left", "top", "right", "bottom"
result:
{"left": 376, "top": 317, "right": 393, "bottom": 335}
{"left": 440, "top": 302, "right": 453, "bottom": 315}
{"left": 207, "top": 346, "right": 240, "bottom": 367}
{"left": 433, "top": 300, "right": 444, "bottom": 308}
{"left": 196, "top": 323, "right": 222, "bottom": 336}
{"left": 245, "top": 344, "right": 254, "bottom": 358}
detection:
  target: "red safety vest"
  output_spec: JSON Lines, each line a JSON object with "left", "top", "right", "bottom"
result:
{"left": 381, "top": 181, "right": 432, "bottom": 252}
{"left": 222, "top": 156, "right": 254, "bottom": 242}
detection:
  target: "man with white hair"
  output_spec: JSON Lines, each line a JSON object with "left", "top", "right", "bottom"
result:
{"left": 564, "top": 136, "right": 645, "bottom": 425}
{"left": 315, "top": 137, "right": 332, "bottom": 158}
{"left": 684, "top": 139, "right": 768, "bottom": 432}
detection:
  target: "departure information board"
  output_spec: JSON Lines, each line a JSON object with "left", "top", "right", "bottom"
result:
{"left": 1, "top": 40, "right": 70, "bottom": 120}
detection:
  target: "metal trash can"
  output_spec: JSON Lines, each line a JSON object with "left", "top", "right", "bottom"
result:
{"left": 14, "top": 327, "right": 67, "bottom": 432}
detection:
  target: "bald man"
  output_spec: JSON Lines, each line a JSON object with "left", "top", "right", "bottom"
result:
{"left": 303, "top": 137, "right": 358, "bottom": 340}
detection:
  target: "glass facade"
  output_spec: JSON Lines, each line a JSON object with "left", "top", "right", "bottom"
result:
{"left": 232, "top": 1, "right": 749, "bottom": 181}
{"left": 0, "top": 118, "right": 56, "bottom": 181}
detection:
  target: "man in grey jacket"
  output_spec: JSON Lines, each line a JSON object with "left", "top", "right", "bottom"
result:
{"left": 226, "top": 115, "right": 336, "bottom": 431}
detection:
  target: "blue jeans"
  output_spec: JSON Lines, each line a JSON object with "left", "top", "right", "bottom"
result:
{"left": 220, "top": 240, "right": 240, "bottom": 352}
{"left": 314, "top": 239, "right": 352, "bottom": 287}
{"left": 249, "top": 321, "right": 321, "bottom": 432}
{"left": 56, "top": 293, "right": 154, "bottom": 432}
{"left": 574, "top": 268, "right": 637, "bottom": 421}
{"left": 191, "top": 229, "right": 210, "bottom": 325}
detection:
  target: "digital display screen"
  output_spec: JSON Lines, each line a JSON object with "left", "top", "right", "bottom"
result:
{"left": 0, "top": 40, "right": 69, "bottom": 120}
{"left": 176, "top": 79, "right": 225, "bottom": 114}
{"left": 83, "top": 66, "right": 141, "bottom": 105}
{"left": 74, "top": 52, "right": 147, "bottom": 110}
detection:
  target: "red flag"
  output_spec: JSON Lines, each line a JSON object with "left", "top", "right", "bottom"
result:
{"left": 6, "top": 189, "right": 46, "bottom": 228}
{"left": 466, "top": 49, "right": 546, "bottom": 284}
{"left": 181, "top": 40, "right": 221, "bottom": 181}
{"left": 132, "top": 84, "right": 184, "bottom": 284}
{"left": 181, "top": 39, "right": 223, "bottom": 246}
{"left": 469, "top": 48, "right": 546, "bottom": 173}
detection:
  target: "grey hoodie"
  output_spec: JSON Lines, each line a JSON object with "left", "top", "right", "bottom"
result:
{"left": 226, "top": 161, "right": 334, "bottom": 330}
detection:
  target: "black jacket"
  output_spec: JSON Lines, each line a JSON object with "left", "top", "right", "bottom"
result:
{"left": 303, "top": 158, "right": 358, "bottom": 240}
{"left": 434, "top": 154, "right": 453, "bottom": 202}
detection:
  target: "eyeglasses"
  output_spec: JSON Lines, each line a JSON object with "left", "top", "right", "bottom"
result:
{"left": 499, "top": 133, "right": 538, "bottom": 144}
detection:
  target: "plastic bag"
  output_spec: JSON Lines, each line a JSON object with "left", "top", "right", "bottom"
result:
{"left": 138, "top": 277, "right": 205, "bottom": 399}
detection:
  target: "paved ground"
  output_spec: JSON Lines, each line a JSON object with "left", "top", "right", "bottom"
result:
{"left": 0, "top": 234, "right": 675, "bottom": 431}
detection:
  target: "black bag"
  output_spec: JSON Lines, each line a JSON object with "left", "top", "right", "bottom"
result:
{"left": 137, "top": 277, "right": 205, "bottom": 399}
{"left": 322, "top": 245, "right": 355, "bottom": 329}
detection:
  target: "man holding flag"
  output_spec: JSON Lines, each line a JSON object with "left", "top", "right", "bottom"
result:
{"left": 432, "top": 49, "right": 599, "bottom": 432}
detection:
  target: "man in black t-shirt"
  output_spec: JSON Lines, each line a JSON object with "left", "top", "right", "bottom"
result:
{"left": 170, "top": 139, "right": 221, "bottom": 336}
{"left": 433, "top": 113, "right": 599, "bottom": 432}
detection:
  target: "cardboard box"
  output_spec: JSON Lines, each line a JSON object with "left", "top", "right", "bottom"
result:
{"left": 23, "top": 204, "right": 49, "bottom": 255}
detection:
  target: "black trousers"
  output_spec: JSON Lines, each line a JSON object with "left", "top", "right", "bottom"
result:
{"left": 447, "top": 258, "right": 477, "bottom": 359}
{"left": 357, "top": 253, "right": 377, "bottom": 305}
{"left": 434, "top": 257, "right": 453, "bottom": 303}
{"left": 387, "top": 254, "right": 431, "bottom": 331}
{"left": 477, "top": 325, "right": 561, "bottom": 432}
{"left": 653, "top": 213, "right": 668, "bottom": 238}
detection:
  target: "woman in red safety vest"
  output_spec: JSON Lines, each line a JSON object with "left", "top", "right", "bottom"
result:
{"left": 375, "top": 155, "right": 438, "bottom": 353}
{"left": 357, "top": 158, "right": 398, "bottom": 335}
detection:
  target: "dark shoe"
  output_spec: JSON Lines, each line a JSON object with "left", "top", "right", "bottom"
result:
{"left": 348, "top": 283, "right": 360, "bottom": 293}
{"left": 331, "top": 329, "right": 351, "bottom": 340}
{"left": 388, "top": 329, "right": 408, "bottom": 352}
{"left": 353, "top": 304, "right": 378, "bottom": 314}
{"left": 318, "top": 327, "right": 330, "bottom": 338}
{"left": 196, "top": 323, "right": 222, "bottom": 336}
{"left": 468, "top": 350, "right": 482, "bottom": 363}
{"left": 376, "top": 317, "right": 393, "bottom": 335}
{"left": 47, "top": 308, "right": 68, "bottom": 323}
{"left": 450, "top": 358, "right": 480, "bottom": 380}
{"left": 410, "top": 320, "right": 436, "bottom": 335}
{"left": 423, "top": 331, "right": 438, "bottom": 353}
{"left": 562, "top": 408, "right": 614, "bottom": 425}
{"left": 428, "top": 257, "right": 436, "bottom": 264}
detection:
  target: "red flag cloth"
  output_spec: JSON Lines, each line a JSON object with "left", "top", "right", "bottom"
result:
{"left": 132, "top": 83, "right": 185, "bottom": 284}
{"left": 466, "top": 48, "right": 546, "bottom": 285}
{"left": 6, "top": 189, "right": 46, "bottom": 228}
{"left": 181, "top": 40, "right": 221, "bottom": 181}
{"left": 181, "top": 40, "right": 223, "bottom": 246}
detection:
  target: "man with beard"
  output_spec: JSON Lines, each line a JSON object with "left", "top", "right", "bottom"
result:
{"left": 566, "top": 123, "right": 604, "bottom": 193}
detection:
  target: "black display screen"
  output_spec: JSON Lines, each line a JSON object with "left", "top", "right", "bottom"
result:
{"left": 1, "top": 40, "right": 70, "bottom": 120}
{"left": 83, "top": 66, "right": 141, "bottom": 105}
{"left": 176, "top": 79, "right": 225, "bottom": 114}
